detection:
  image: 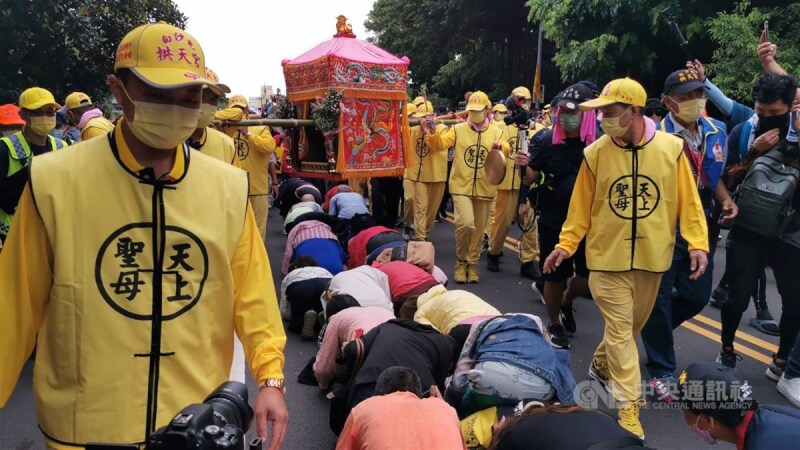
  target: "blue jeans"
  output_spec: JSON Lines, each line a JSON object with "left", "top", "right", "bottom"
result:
{"left": 641, "top": 234, "right": 715, "bottom": 379}
{"left": 786, "top": 330, "right": 800, "bottom": 380}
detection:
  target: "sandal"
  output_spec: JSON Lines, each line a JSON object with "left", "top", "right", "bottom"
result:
{"left": 750, "top": 317, "right": 780, "bottom": 336}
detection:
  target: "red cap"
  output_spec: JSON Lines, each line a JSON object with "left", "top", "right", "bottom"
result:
{"left": 0, "top": 104, "right": 25, "bottom": 126}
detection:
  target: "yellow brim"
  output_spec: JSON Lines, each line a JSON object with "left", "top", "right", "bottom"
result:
{"left": 23, "top": 101, "right": 61, "bottom": 110}
{"left": 579, "top": 97, "right": 617, "bottom": 110}
{"left": 131, "top": 67, "right": 214, "bottom": 89}
{"left": 206, "top": 83, "right": 231, "bottom": 96}
{"left": 466, "top": 104, "right": 487, "bottom": 111}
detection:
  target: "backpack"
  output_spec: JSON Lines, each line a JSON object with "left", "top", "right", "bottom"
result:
{"left": 745, "top": 404, "right": 800, "bottom": 450}
{"left": 734, "top": 146, "right": 799, "bottom": 238}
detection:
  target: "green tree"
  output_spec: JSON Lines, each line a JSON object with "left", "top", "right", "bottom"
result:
{"left": 367, "top": 0, "right": 544, "bottom": 106}
{"left": 0, "top": 0, "right": 186, "bottom": 102}
{"left": 706, "top": 1, "right": 800, "bottom": 102}
{"left": 525, "top": 0, "right": 737, "bottom": 96}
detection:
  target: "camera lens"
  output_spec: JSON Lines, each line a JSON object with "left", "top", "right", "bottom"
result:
{"left": 203, "top": 381, "right": 254, "bottom": 430}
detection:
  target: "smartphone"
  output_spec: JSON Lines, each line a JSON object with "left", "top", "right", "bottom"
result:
{"left": 764, "top": 20, "right": 769, "bottom": 41}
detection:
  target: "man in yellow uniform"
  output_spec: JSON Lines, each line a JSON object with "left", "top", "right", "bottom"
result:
{"left": 0, "top": 87, "right": 67, "bottom": 246}
{"left": 217, "top": 94, "right": 276, "bottom": 239}
{"left": 64, "top": 91, "right": 114, "bottom": 141}
{"left": 187, "top": 67, "right": 239, "bottom": 168}
{"left": 422, "top": 91, "right": 509, "bottom": 284}
{"left": 0, "top": 23, "right": 288, "bottom": 449}
{"left": 404, "top": 99, "right": 448, "bottom": 241}
{"left": 543, "top": 78, "right": 708, "bottom": 439}
{"left": 485, "top": 87, "right": 531, "bottom": 273}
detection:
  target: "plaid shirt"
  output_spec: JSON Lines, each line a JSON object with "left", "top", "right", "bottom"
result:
{"left": 282, "top": 220, "right": 338, "bottom": 274}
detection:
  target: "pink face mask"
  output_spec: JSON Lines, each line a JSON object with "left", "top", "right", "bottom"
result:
{"left": 689, "top": 416, "right": 717, "bottom": 445}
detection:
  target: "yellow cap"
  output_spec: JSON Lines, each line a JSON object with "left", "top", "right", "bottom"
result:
{"left": 412, "top": 101, "right": 434, "bottom": 117}
{"left": 512, "top": 86, "right": 531, "bottom": 99}
{"left": 229, "top": 94, "right": 248, "bottom": 109}
{"left": 411, "top": 96, "right": 425, "bottom": 106}
{"left": 65, "top": 92, "right": 92, "bottom": 110}
{"left": 404, "top": 103, "right": 417, "bottom": 117}
{"left": 580, "top": 77, "right": 647, "bottom": 109}
{"left": 492, "top": 103, "right": 508, "bottom": 113}
{"left": 114, "top": 22, "right": 212, "bottom": 88}
{"left": 19, "top": 87, "right": 60, "bottom": 110}
{"left": 204, "top": 67, "right": 231, "bottom": 96}
{"left": 460, "top": 407, "right": 497, "bottom": 448}
{"left": 466, "top": 91, "right": 491, "bottom": 111}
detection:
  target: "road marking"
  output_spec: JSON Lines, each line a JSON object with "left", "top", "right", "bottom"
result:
{"left": 681, "top": 321, "right": 772, "bottom": 365}
{"left": 692, "top": 314, "right": 778, "bottom": 354}
{"left": 441, "top": 211, "right": 776, "bottom": 362}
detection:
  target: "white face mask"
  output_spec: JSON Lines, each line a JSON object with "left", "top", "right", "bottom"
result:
{"left": 121, "top": 85, "right": 200, "bottom": 150}
{"left": 196, "top": 103, "right": 217, "bottom": 129}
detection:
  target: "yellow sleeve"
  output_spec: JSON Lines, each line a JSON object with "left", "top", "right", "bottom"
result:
{"left": 231, "top": 204, "right": 286, "bottom": 383}
{"left": 247, "top": 126, "right": 276, "bottom": 155}
{"left": 81, "top": 126, "right": 108, "bottom": 141}
{"left": 676, "top": 153, "right": 710, "bottom": 252}
{"left": 0, "top": 186, "right": 53, "bottom": 406}
{"left": 556, "top": 161, "right": 595, "bottom": 256}
{"left": 424, "top": 125, "right": 456, "bottom": 152}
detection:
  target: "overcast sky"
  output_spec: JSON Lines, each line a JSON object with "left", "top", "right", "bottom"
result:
{"left": 174, "top": 0, "right": 377, "bottom": 98}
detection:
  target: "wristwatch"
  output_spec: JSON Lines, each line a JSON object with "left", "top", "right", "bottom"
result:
{"left": 261, "top": 378, "right": 286, "bottom": 393}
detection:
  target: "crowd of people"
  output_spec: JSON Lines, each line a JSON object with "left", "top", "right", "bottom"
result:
{"left": 0, "top": 19, "right": 799, "bottom": 450}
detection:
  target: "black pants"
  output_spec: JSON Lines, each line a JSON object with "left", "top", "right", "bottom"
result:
{"left": 439, "top": 161, "right": 453, "bottom": 215}
{"left": 721, "top": 227, "right": 800, "bottom": 358}
{"left": 370, "top": 177, "right": 403, "bottom": 228}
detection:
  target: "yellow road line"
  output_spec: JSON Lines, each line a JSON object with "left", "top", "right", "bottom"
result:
{"left": 440, "top": 211, "right": 775, "bottom": 361}
{"left": 681, "top": 321, "right": 772, "bottom": 365}
{"left": 692, "top": 314, "right": 779, "bottom": 354}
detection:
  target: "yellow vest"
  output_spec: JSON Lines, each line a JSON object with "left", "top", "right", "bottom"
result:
{"left": 29, "top": 132, "right": 250, "bottom": 445}
{"left": 436, "top": 122, "right": 508, "bottom": 199}
{"left": 226, "top": 126, "right": 274, "bottom": 196}
{"left": 198, "top": 128, "right": 240, "bottom": 167}
{"left": 81, "top": 116, "right": 115, "bottom": 141}
{"left": 578, "top": 132, "right": 704, "bottom": 272}
{"left": 404, "top": 124, "right": 449, "bottom": 183}
{"left": 496, "top": 122, "right": 523, "bottom": 191}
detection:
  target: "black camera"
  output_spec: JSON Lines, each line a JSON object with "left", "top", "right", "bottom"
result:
{"left": 147, "top": 381, "right": 261, "bottom": 450}
{"left": 503, "top": 98, "right": 533, "bottom": 128}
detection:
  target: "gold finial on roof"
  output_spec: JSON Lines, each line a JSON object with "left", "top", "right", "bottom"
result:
{"left": 335, "top": 15, "right": 355, "bottom": 37}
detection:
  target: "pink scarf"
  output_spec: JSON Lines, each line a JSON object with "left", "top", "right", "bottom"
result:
{"left": 552, "top": 106, "right": 597, "bottom": 145}
{"left": 78, "top": 108, "right": 104, "bottom": 129}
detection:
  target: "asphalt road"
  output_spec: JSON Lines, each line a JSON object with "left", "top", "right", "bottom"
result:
{"left": 0, "top": 205, "right": 791, "bottom": 450}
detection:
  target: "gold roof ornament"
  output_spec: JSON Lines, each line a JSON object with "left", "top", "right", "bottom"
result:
{"left": 335, "top": 15, "right": 355, "bottom": 38}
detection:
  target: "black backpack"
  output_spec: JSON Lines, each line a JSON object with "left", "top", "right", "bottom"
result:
{"left": 734, "top": 145, "right": 799, "bottom": 238}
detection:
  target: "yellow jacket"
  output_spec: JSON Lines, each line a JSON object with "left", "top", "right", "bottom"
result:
{"left": 496, "top": 121, "right": 523, "bottom": 191}
{"left": 0, "top": 126, "right": 285, "bottom": 446}
{"left": 557, "top": 131, "right": 709, "bottom": 272}
{"left": 221, "top": 126, "right": 276, "bottom": 196}
{"left": 80, "top": 115, "right": 115, "bottom": 141}
{"left": 197, "top": 127, "right": 241, "bottom": 167}
{"left": 405, "top": 124, "right": 449, "bottom": 183}
{"left": 425, "top": 121, "right": 510, "bottom": 199}
{"left": 414, "top": 285, "right": 501, "bottom": 335}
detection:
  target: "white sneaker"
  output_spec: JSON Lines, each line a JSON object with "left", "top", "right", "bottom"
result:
{"left": 531, "top": 282, "right": 545, "bottom": 305}
{"left": 777, "top": 375, "right": 800, "bottom": 408}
